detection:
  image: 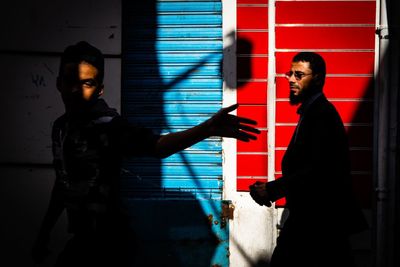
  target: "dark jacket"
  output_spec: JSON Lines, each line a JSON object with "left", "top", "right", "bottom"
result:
{"left": 267, "top": 94, "right": 367, "bottom": 234}
{"left": 52, "top": 99, "right": 159, "bottom": 233}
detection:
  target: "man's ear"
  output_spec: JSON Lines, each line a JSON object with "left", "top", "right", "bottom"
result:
{"left": 313, "top": 74, "right": 323, "bottom": 87}
{"left": 97, "top": 84, "right": 104, "bottom": 97}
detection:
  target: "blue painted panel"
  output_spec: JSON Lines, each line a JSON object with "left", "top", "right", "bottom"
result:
{"left": 157, "top": 27, "right": 222, "bottom": 38}
{"left": 155, "top": 40, "right": 223, "bottom": 51}
{"left": 125, "top": 116, "right": 209, "bottom": 128}
{"left": 157, "top": 2, "right": 222, "bottom": 12}
{"left": 131, "top": 152, "right": 221, "bottom": 164}
{"left": 125, "top": 64, "right": 221, "bottom": 77}
{"left": 124, "top": 103, "right": 220, "bottom": 115}
{"left": 120, "top": 185, "right": 222, "bottom": 200}
{"left": 122, "top": 0, "right": 223, "bottom": 199}
{"left": 125, "top": 52, "right": 222, "bottom": 64}
{"left": 121, "top": 177, "right": 222, "bottom": 189}
{"left": 156, "top": 179, "right": 222, "bottom": 189}
{"left": 124, "top": 90, "right": 222, "bottom": 102}
{"left": 122, "top": 1, "right": 228, "bottom": 266}
{"left": 124, "top": 200, "right": 229, "bottom": 266}
{"left": 125, "top": 164, "right": 222, "bottom": 177}
{"left": 157, "top": 14, "right": 222, "bottom": 25}
{"left": 126, "top": 40, "right": 222, "bottom": 51}
{"left": 125, "top": 28, "right": 222, "bottom": 39}
{"left": 124, "top": 78, "right": 222, "bottom": 89}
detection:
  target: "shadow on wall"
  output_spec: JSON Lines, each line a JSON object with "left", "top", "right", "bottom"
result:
{"left": 121, "top": 1, "right": 258, "bottom": 266}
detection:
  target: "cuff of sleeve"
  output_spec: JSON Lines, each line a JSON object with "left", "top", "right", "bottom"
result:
{"left": 266, "top": 179, "right": 286, "bottom": 203}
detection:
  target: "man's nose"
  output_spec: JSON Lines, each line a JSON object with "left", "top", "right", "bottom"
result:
{"left": 287, "top": 74, "right": 297, "bottom": 83}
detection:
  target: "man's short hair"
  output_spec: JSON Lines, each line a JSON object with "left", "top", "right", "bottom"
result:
{"left": 59, "top": 41, "right": 105, "bottom": 84}
{"left": 293, "top": 52, "right": 326, "bottom": 89}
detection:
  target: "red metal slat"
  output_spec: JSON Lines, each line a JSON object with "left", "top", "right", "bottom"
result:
{"left": 324, "top": 78, "right": 374, "bottom": 99}
{"left": 237, "top": 105, "right": 268, "bottom": 128}
{"left": 352, "top": 173, "right": 372, "bottom": 208}
{"left": 350, "top": 150, "right": 373, "bottom": 172}
{"left": 276, "top": 27, "right": 375, "bottom": 49}
{"left": 276, "top": 77, "right": 374, "bottom": 99}
{"left": 275, "top": 126, "right": 296, "bottom": 148}
{"left": 276, "top": 1, "right": 376, "bottom": 24}
{"left": 345, "top": 126, "right": 373, "bottom": 148}
{"left": 275, "top": 197, "right": 287, "bottom": 207}
{"left": 237, "top": 31, "right": 269, "bottom": 54}
{"left": 274, "top": 174, "right": 287, "bottom": 207}
{"left": 237, "top": 81, "right": 268, "bottom": 104}
{"left": 333, "top": 101, "right": 374, "bottom": 124}
{"left": 238, "top": 56, "right": 268, "bottom": 79}
{"left": 238, "top": 130, "right": 268, "bottom": 153}
{"left": 237, "top": 6, "right": 268, "bottom": 29}
{"left": 276, "top": 52, "right": 375, "bottom": 75}
{"left": 237, "top": 178, "right": 268, "bottom": 192}
{"left": 275, "top": 149, "right": 286, "bottom": 172}
{"left": 237, "top": 0, "right": 268, "bottom": 4}
{"left": 275, "top": 101, "right": 300, "bottom": 123}
{"left": 275, "top": 78, "right": 290, "bottom": 99}
{"left": 237, "top": 154, "right": 268, "bottom": 176}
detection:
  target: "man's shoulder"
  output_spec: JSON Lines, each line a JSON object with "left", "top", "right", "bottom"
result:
{"left": 53, "top": 114, "right": 68, "bottom": 129}
{"left": 310, "top": 95, "right": 338, "bottom": 115}
{"left": 309, "top": 96, "right": 345, "bottom": 131}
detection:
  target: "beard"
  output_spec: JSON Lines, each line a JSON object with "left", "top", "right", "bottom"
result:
{"left": 289, "top": 90, "right": 302, "bottom": 105}
{"left": 289, "top": 82, "right": 322, "bottom": 106}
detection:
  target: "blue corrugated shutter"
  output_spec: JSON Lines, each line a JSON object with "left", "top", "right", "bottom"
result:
{"left": 122, "top": 1, "right": 228, "bottom": 266}
{"left": 122, "top": 0, "right": 223, "bottom": 200}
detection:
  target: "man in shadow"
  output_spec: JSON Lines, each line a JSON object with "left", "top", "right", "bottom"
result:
{"left": 32, "top": 41, "right": 260, "bottom": 267}
{"left": 250, "top": 52, "right": 368, "bottom": 267}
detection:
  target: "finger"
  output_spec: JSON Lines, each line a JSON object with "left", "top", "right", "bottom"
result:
{"left": 238, "top": 124, "right": 261, "bottom": 134}
{"left": 250, "top": 190, "right": 269, "bottom": 206}
{"left": 236, "top": 116, "right": 258, "bottom": 125}
{"left": 235, "top": 131, "right": 258, "bottom": 142}
{"left": 222, "top": 103, "right": 239, "bottom": 114}
{"left": 250, "top": 193, "right": 264, "bottom": 206}
{"left": 254, "top": 183, "right": 265, "bottom": 189}
{"left": 249, "top": 183, "right": 260, "bottom": 191}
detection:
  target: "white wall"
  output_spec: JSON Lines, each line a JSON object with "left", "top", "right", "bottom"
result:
{"left": 0, "top": 1, "right": 121, "bottom": 266}
{"left": 222, "top": 1, "right": 277, "bottom": 266}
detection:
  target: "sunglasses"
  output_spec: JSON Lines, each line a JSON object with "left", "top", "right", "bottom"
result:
{"left": 285, "top": 71, "right": 312, "bottom": 81}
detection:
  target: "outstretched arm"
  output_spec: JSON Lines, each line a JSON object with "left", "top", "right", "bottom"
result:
{"left": 154, "top": 104, "right": 260, "bottom": 158}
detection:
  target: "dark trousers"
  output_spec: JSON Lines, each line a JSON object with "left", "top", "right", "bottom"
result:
{"left": 54, "top": 232, "right": 133, "bottom": 267}
{"left": 270, "top": 219, "right": 356, "bottom": 267}
{"left": 55, "top": 211, "right": 134, "bottom": 267}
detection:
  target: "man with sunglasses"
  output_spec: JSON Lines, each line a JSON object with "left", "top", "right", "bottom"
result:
{"left": 32, "top": 41, "right": 260, "bottom": 266}
{"left": 250, "top": 52, "right": 367, "bottom": 267}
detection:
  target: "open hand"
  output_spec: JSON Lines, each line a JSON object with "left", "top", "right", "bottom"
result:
{"left": 206, "top": 104, "right": 260, "bottom": 141}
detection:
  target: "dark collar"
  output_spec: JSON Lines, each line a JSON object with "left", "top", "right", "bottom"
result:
{"left": 297, "top": 92, "right": 323, "bottom": 116}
